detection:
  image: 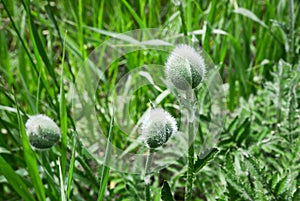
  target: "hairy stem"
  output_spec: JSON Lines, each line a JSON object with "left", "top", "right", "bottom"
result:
{"left": 185, "top": 120, "right": 195, "bottom": 201}
{"left": 185, "top": 90, "right": 195, "bottom": 201}
{"left": 145, "top": 148, "right": 154, "bottom": 201}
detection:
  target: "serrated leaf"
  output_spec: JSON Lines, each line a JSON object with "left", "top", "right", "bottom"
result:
{"left": 194, "top": 148, "right": 219, "bottom": 173}
{"left": 222, "top": 164, "right": 255, "bottom": 201}
{"left": 161, "top": 181, "right": 174, "bottom": 201}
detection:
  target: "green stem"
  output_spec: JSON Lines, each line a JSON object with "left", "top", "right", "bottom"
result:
{"left": 185, "top": 91, "right": 195, "bottom": 201}
{"left": 185, "top": 120, "right": 195, "bottom": 201}
{"left": 145, "top": 148, "right": 154, "bottom": 201}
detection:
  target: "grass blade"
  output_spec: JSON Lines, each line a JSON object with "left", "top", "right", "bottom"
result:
{"left": 16, "top": 102, "right": 46, "bottom": 201}
{"left": 121, "top": 0, "right": 145, "bottom": 28}
{"left": 59, "top": 31, "right": 68, "bottom": 179}
{"left": 21, "top": 0, "right": 59, "bottom": 89}
{"left": 67, "top": 133, "right": 77, "bottom": 199}
{"left": 58, "top": 159, "right": 66, "bottom": 201}
{"left": 234, "top": 8, "right": 267, "bottom": 28}
{"left": 45, "top": 0, "right": 75, "bottom": 82}
{"left": 0, "top": 155, "right": 35, "bottom": 201}
{"left": 97, "top": 111, "right": 114, "bottom": 201}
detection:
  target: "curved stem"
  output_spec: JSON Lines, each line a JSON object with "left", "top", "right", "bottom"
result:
{"left": 145, "top": 148, "right": 154, "bottom": 201}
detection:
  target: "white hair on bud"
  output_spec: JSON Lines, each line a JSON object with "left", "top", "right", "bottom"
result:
{"left": 141, "top": 108, "right": 177, "bottom": 149}
{"left": 166, "top": 44, "right": 206, "bottom": 90}
{"left": 25, "top": 114, "right": 61, "bottom": 150}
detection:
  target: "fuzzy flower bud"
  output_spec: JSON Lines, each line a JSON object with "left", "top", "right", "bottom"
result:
{"left": 166, "top": 44, "right": 206, "bottom": 90}
{"left": 141, "top": 108, "right": 177, "bottom": 149}
{"left": 25, "top": 114, "right": 61, "bottom": 150}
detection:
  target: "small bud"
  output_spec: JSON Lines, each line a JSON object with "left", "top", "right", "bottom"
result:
{"left": 25, "top": 114, "right": 61, "bottom": 150}
{"left": 141, "top": 108, "right": 177, "bottom": 149}
{"left": 166, "top": 44, "right": 206, "bottom": 90}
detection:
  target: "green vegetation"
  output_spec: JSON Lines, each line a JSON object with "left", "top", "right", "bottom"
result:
{"left": 0, "top": 0, "right": 299, "bottom": 200}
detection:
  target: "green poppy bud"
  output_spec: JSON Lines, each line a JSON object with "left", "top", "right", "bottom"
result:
{"left": 141, "top": 108, "right": 177, "bottom": 149}
{"left": 166, "top": 44, "right": 206, "bottom": 90}
{"left": 25, "top": 114, "right": 61, "bottom": 150}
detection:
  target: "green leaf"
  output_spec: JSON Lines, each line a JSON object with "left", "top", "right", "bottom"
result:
{"left": 194, "top": 148, "right": 219, "bottom": 173}
{"left": 0, "top": 155, "right": 35, "bottom": 201}
{"left": 161, "top": 181, "right": 174, "bottom": 201}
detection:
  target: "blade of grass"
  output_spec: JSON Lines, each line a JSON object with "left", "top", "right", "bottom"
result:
{"left": 179, "top": 1, "right": 187, "bottom": 36}
{"left": 16, "top": 99, "right": 46, "bottom": 201}
{"left": 1, "top": 1, "right": 36, "bottom": 112}
{"left": 21, "top": 0, "right": 59, "bottom": 89}
{"left": 45, "top": 0, "right": 75, "bottom": 82}
{"left": 97, "top": 111, "right": 114, "bottom": 201}
{"left": 1, "top": 0, "right": 57, "bottom": 113}
{"left": 78, "top": 0, "right": 85, "bottom": 59}
{"left": 234, "top": 8, "right": 267, "bottom": 28}
{"left": 203, "top": 0, "right": 217, "bottom": 51}
{"left": 97, "top": 0, "right": 105, "bottom": 29}
{"left": 0, "top": 155, "right": 35, "bottom": 201}
{"left": 60, "top": 31, "right": 68, "bottom": 178}
{"left": 0, "top": 0, "right": 37, "bottom": 73}
{"left": 121, "top": 0, "right": 146, "bottom": 28}
{"left": 67, "top": 132, "right": 77, "bottom": 199}
{"left": 39, "top": 152, "right": 60, "bottom": 199}
{"left": 58, "top": 159, "right": 66, "bottom": 201}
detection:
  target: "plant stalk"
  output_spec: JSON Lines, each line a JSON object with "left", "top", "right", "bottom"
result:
{"left": 145, "top": 148, "right": 155, "bottom": 201}
{"left": 185, "top": 120, "right": 195, "bottom": 201}
{"left": 185, "top": 90, "right": 195, "bottom": 201}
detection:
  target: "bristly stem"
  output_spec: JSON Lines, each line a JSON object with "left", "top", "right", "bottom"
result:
{"left": 145, "top": 148, "right": 155, "bottom": 201}
{"left": 185, "top": 120, "right": 195, "bottom": 201}
{"left": 185, "top": 90, "right": 195, "bottom": 201}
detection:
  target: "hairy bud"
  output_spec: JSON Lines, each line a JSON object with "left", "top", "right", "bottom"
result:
{"left": 166, "top": 44, "right": 206, "bottom": 90}
{"left": 25, "top": 114, "right": 61, "bottom": 150}
{"left": 141, "top": 108, "right": 177, "bottom": 149}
